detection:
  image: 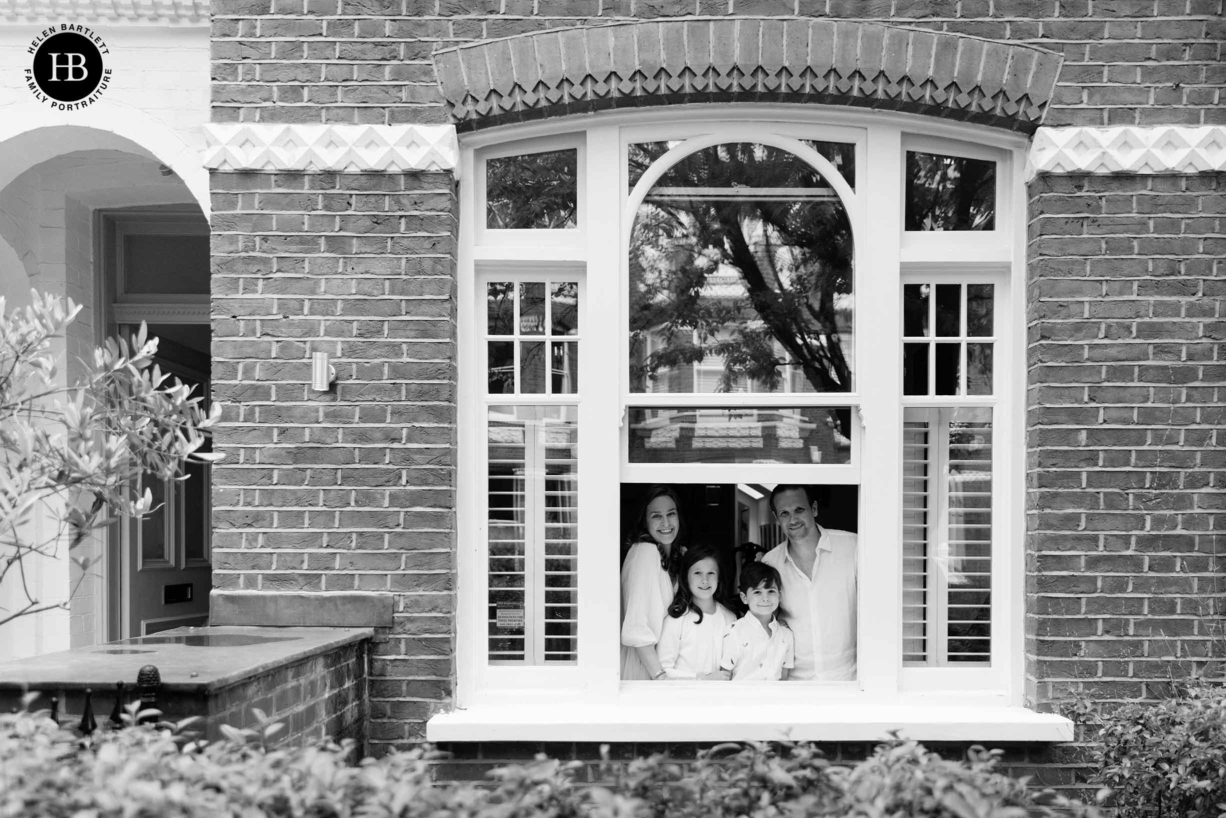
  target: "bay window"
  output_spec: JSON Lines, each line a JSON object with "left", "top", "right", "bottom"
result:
{"left": 438, "top": 109, "right": 1059, "bottom": 741}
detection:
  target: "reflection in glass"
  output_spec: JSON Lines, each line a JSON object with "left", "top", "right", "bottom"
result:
{"left": 486, "top": 149, "right": 578, "bottom": 229}
{"left": 905, "top": 151, "right": 996, "bottom": 231}
{"left": 486, "top": 280, "right": 581, "bottom": 395}
{"left": 967, "top": 344, "right": 993, "bottom": 396}
{"left": 901, "top": 282, "right": 995, "bottom": 397}
{"left": 627, "top": 407, "right": 852, "bottom": 465}
{"left": 903, "top": 407, "right": 992, "bottom": 666}
{"left": 488, "top": 342, "right": 514, "bottom": 394}
{"left": 487, "top": 282, "right": 514, "bottom": 335}
{"left": 967, "top": 284, "right": 994, "bottom": 336}
{"left": 903, "top": 343, "right": 929, "bottom": 396}
{"left": 628, "top": 142, "right": 854, "bottom": 436}
{"left": 935, "top": 343, "right": 960, "bottom": 396}
{"left": 550, "top": 342, "right": 578, "bottom": 394}
{"left": 520, "top": 341, "right": 546, "bottom": 394}
{"left": 935, "top": 284, "right": 960, "bottom": 337}
{"left": 903, "top": 284, "right": 929, "bottom": 337}
{"left": 488, "top": 405, "right": 579, "bottom": 664}
{"left": 551, "top": 282, "right": 579, "bottom": 335}
{"left": 520, "top": 282, "right": 546, "bottom": 335}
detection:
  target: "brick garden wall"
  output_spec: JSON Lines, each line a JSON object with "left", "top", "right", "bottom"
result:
{"left": 209, "top": 0, "right": 1225, "bottom": 126}
{"left": 1027, "top": 172, "right": 1226, "bottom": 708}
{"left": 209, "top": 170, "right": 457, "bottom": 751}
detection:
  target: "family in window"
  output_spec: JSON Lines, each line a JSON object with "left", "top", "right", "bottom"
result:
{"left": 621, "top": 485, "right": 857, "bottom": 682}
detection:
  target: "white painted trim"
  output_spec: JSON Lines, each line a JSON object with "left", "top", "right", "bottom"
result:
{"left": 202, "top": 124, "right": 459, "bottom": 174}
{"left": 1027, "top": 126, "right": 1226, "bottom": 178}
{"left": 0, "top": 0, "right": 208, "bottom": 23}
{"left": 428, "top": 702, "right": 1074, "bottom": 743}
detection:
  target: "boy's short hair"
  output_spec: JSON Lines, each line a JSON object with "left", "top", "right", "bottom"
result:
{"left": 739, "top": 560, "right": 783, "bottom": 595}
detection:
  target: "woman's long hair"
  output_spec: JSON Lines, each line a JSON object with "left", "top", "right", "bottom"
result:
{"left": 666, "top": 546, "right": 730, "bottom": 624}
{"left": 625, "top": 484, "right": 687, "bottom": 581}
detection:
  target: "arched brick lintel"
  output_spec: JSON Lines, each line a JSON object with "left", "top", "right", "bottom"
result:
{"left": 435, "top": 19, "right": 1064, "bottom": 135}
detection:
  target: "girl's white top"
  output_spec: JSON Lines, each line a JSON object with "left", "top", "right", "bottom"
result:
{"left": 656, "top": 602, "right": 737, "bottom": 679}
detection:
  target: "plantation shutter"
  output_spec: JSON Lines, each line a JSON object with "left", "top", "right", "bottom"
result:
{"left": 902, "top": 407, "right": 993, "bottom": 666}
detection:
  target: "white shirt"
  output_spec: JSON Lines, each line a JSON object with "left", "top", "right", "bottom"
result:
{"left": 620, "top": 540, "right": 675, "bottom": 680}
{"left": 656, "top": 603, "right": 737, "bottom": 679}
{"left": 761, "top": 527, "right": 857, "bottom": 681}
{"left": 720, "top": 615, "right": 795, "bottom": 681}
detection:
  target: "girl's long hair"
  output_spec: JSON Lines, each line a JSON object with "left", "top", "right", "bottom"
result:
{"left": 625, "top": 484, "right": 687, "bottom": 581}
{"left": 667, "top": 546, "right": 729, "bottom": 624}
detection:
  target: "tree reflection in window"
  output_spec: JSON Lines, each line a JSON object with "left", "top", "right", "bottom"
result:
{"left": 486, "top": 149, "right": 578, "bottom": 229}
{"left": 905, "top": 151, "right": 996, "bottom": 232}
{"left": 627, "top": 142, "right": 854, "bottom": 433}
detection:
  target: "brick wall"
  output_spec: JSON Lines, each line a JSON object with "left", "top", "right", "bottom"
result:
{"left": 1026, "top": 172, "right": 1226, "bottom": 709}
{"left": 210, "top": 0, "right": 1225, "bottom": 127}
{"left": 209, "top": 170, "right": 457, "bottom": 750}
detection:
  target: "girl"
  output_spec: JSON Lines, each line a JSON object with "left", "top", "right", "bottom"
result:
{"left": 655, "top": 546, "right": 736, "bottom": 680}
{"left": 621, "top": 485, "right": 688, "bottom": 680}
{"left": 720, "top": 561, "right": 794, "bottom": 681}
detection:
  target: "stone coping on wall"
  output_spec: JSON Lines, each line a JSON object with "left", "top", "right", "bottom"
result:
{"left": 433, "top": 19, "right": 1064, "bottom": 134}
{"left": 0, "top": 626, "right": 373, "bottom": 695}
{"left": 202, "top": 122, "right": 1226, "bottom": 178}
{"left": 210, "top": 591, "right": 395, "bottom": 629}
{"left": 0, "top": 0, "right": 208, "bottom": 22}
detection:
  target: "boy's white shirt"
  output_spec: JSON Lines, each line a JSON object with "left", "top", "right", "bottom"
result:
{"left": 720, "top": 614, "right": 796, "bottom": 681}
{"left": 656, "top": 602, "right": 737, "bottom": 679}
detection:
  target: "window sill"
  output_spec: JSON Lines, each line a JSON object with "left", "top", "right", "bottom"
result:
{"left": 427, "top": 702, "right": 1074, "bottom": 743}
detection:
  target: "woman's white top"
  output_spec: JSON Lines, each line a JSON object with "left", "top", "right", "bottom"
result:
{"left": 656, "top": 603, "right": 737, "bottom": 679}
{"left": 721, "top": 616, "right": 796, "bottom": 681}
{"left": 620, "top": 540, "right": 675, "bottom": 680}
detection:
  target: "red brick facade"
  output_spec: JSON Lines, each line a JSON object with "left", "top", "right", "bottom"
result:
{"left": 206, "top": 0, "right": 1226, "bottom": 762}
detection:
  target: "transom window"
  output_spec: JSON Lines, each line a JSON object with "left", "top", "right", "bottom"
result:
{"left": 454, "top": 113, "right": 1023, "bottom": 710}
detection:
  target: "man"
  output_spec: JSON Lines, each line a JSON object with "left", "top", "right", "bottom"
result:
{"left": 760, "top": 484, "right": 857, "bottom": 681}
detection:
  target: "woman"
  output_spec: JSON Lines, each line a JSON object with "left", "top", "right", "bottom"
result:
{"left": 620, "top": 485, "right": 687, "bottom": 680}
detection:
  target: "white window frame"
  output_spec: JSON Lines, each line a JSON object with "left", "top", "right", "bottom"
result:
{"left": 440, "top": 107, "right": 1067, "bottom": 742}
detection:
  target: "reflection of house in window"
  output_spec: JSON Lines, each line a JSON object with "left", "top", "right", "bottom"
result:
{"left": 628, "top": 406, "right": 851, "bottom": 465}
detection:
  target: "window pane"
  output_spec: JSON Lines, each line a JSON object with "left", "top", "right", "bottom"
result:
{"left": 520, "top": 341, "right": 546, "bottom": 394}
{"left": 485, "top": 279, "right": 580, "bottom": 395}
{"left": 934, "top": 343, "right": 960, "bottom": 396}
{"left": 140, "top": 477, "right": 170, "bottom": 566}
{"left": 551, "top": 282, "right": 579, "bottom": 335}
{"left": 902, "top": 408, "right": 992, "bottom": 667}
{"left": 967, "top": 284, "right": 994, "bottom": 337}
{"left": 967, "top": 344, "right": 993, "bottom": 396}
{"left": 802, "top": 140, "right": 856, "bottom": 189}
{"left": 629, "top": 142, "right": 854, "bottom": 399}
{"left": 123, "top": 234, "right": 211, "bottom": 296}
{"left": 551, "top": 342, "right": 578, "bottom": 394}
{"left": 488, "top": 342, "right": 514, "bottom": 394}
{"left": 905, "top": 151, "right": 996, "bottom": 231}
{"left": 903, "top": 343, "right": 929, "bottom": 396}
{"left": 519, "top": 282, "right": 546, "bottom": 335}
{"left": 903, "top": 284, "right": 929, "bottom": 337}
{"left": 486, "top": 149, "right": 578, "bottom": 229}
{"left": 488, "top": 405, "right": 578, "bottom": 665}
{"left": 935, "top": 284, "right": 960, "bottom": 337}
{"left": 487, "top": 282, "right": 514, "bottom": 335}
{"left": 627, "top": 407, "right": 852, "bottom": 465}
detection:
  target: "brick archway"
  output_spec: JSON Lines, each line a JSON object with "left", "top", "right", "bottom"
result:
{"left": 435, "top": 18, "right": 1063, "bottom": 134}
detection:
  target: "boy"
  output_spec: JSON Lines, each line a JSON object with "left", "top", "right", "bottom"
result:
{"left": 720, "top": 561, "right": 794, "bottom": 681}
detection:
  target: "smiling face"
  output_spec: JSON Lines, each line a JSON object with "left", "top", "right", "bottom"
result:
{"left": 686, "top": 557, "right": 719, "bottom": 604}
{"left": 644, "top": 495, "right": 679, "bottom": 547}
{"left": 772, "top": 488, "right": 819, "bottom": 544}
{"left": 741, "top": 581, "right": 781, "bottom": 622}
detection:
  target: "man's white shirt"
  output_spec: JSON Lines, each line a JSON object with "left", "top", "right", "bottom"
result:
{"left": 761, "top": 527, "right": 857, "bottom": 681}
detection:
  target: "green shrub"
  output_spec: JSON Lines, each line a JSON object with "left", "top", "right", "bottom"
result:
{"left": 1078, "top": 681, "right": 1226, "bottom": 818}
{"left": 0, "top": 708, "right": 1097, "bottom": 818}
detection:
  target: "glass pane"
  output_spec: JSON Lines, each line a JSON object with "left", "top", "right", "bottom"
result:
{"left": 903, "top": 284, "right": 929, "bottom": 337}
{"left": 629, "top": 142, "right": 854, "bottom": 401}
{"left": 488, "top": 405, "right": 578, "bottom": 665}
{"left": 486, "top": 149, "right": 578, "bottom": 229}
{"left": 519, "top": 282, "right": 546, "bottom": 335}
{"left": 488, "top": 342, "right": 514, "bottom": 394}
{"left": 140, "top": 477, "right": 169, "bottom": 565}
{"left": 967, "top": 343, "right": 993, "bottom": 396}
{"left": 487, "top": 282, "right": 514, "bottom": 335}
{"left": 903, "top": 343, "right": 929, "bottom": 396}
{"left": 551, "top": 282, "right": 579, "bottom": 335}
{"left": 123, "top": 234, "right": 211, "bottom": 296}
{"left": 967, "top": 284, "right": 994, "bottom": 337}
{"left": 550, "top": 342, "right": 578, "bottom": 394}
{"left": 628, "top": 141, "right": 673, "bottom": 192}
{"left": 520, "top": 341, "right": 546, "bottom": 394}
{"left": 905, "top": 151, "right": 996, "bottom": 231}
{"left": 902, "top": 408, "right": 993, "bottom": 667}
{"left": 935, "top": 343, "right": 960, "bottom": 396}
{"left": 183, "top": 458, "right": 209, "bottom": 563}
{"left": 935, "top": 284, "right": 960, "bottom": 337}
{"left": 802, "top": 140, "right": 856, "bottom": 189}
{"left": 627, "top": 406, "right": 852, "bottom": 465}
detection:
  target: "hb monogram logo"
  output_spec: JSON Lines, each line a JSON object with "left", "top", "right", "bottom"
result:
{"left": 26, "top": 28, "right": 112, "bottom": 109}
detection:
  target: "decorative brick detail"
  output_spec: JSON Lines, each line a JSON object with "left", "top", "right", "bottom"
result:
{"left": 203, "top": 124, "right": 459, "bottom": 174}
{"left": 1029, "top": 126, "right": 1226, "bottom": 177}
{"left": 434, "top": 19, "right": 1063, "bottom": 133}
{"left": 1, "top": 0, "right": 208, "bottom": 21}
{"left": 1026, "top": 172, "right": 1226, "bottom": 708}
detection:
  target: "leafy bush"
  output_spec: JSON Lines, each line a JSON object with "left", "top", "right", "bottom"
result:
{"left": 0, "top": 707, "right": 1098, "bottom": 818}
{"left": 1077, "top": 681, "right": 1226, "bottom": 818}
